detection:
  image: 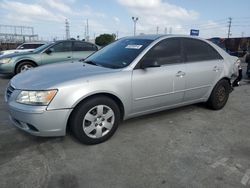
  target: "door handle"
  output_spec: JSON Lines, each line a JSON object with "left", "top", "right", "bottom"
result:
{"left": 213, "top": 66, "right": 220, "bottom": 72}
{"left": 176, "top": 71, "right": 186, "bottom": 77}
{"left": 67, "top": 56, "right": 72, "bottom": 59}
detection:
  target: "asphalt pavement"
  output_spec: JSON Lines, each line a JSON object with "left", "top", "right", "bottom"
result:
{"left": 0, "top": 64, "right": 250, "bottom": 188}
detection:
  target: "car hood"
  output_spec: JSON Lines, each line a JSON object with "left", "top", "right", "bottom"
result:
{"left": 1, "top": 49, "right": 33, "bottom": 54}
{"left": 0, "top": 51, "right": 37, "bottom": 59}
{"left": 11, "top": 61, "right": 120, "bottom": 90}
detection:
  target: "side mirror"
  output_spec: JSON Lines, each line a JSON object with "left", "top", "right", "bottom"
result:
{"left": 46, "top": 48, "right": 54, "bottom": 54}
{"left": 140, "top": 59, "right": 161, "bottom": 69}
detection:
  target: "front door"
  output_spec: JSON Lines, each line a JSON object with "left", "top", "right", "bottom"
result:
{"left": 41, "top": 41, "right": 73, "bottom": 65}
{"left": 132, "top": 38, "right": 186, "bottom": 113}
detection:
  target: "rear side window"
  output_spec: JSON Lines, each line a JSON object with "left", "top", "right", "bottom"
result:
{"left": 32, "top": 43, "right": 44, "bottom": 48}
{"left": 17, "top": 44, "right": 34, "bottom": 49}
{"left": 142, "top": 38, "right": 182, "bottom": 65}
{"left": 183, "top": 38, "right": 223, "bottom": 62}
{"left": 53, "top": 41, "right": 72, "bottom": 52}
{"left": 73, "top": 41, "right": 97, "bottom": 51}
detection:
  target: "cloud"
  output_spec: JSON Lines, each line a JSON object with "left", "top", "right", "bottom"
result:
{"left": 119, "top": 0, "right": 161, "bottom": 8}
{"left": 1, "top": 0, "right": 66, "bottom": 22}
{"left": 43, "top": 0, "right": 72, "bottom": 14}
{"left": 113, "top": 17, "right": 120, "bottom": 23}
{"left": 118, "top": 0, "right": 199, "bottom": 35}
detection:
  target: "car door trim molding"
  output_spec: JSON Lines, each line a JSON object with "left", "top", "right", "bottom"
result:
{"left": 134, "top": 84, "right": 212, "bottom": 101}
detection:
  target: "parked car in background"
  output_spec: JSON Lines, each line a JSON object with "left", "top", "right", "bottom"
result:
{"left": 0, "top": 42, "right": 46, "bottom": 57}
{"left": 0, "top": 40, "right": 98, "bottom": 75}
{"left": 245, "top": 52, "right": 250, "bottom": 78}
{"left": 5, "top": 35, "right": 239, "bottom": 145}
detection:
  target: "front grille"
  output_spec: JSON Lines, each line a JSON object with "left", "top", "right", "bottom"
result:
{"left": 6, "top": 84, "right": 15, "bottom": 101}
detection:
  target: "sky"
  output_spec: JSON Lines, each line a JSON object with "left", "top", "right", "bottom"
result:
{"left": 0, "top": 0, "right": 249, "bottom": 41}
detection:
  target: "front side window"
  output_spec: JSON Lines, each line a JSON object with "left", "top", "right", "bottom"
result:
{"left": 183, "top": 38, "right": 223, "bottom": 62}
{"left": 32, "top": 43, "right": 44, "bottom": 49}
{"left": 52, "top": 41, "right": 72, "bottom": 52}
{"left": 141, "top": 38, "right": 182, "bottom": 66}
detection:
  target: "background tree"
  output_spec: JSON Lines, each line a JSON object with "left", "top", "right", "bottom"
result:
{"left": 95, "top": 34, "right": 116, "bottom": 46}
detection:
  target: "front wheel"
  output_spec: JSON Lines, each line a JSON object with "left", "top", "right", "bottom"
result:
{"left": 69, "top": 96, "right": 121, "bottom": 145}
{"left": 206, "top": 79, "right": 230, "bottom": 110}
{"left": 15, "top": 61, "right": 36, "bottom": 74}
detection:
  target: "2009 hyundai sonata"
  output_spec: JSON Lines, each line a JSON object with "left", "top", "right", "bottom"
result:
{"left": 5, "top": 35, "right": 239, "bottom": 144}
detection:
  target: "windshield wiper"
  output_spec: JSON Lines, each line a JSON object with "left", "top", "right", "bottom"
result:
{"left": 83, "top": 60, "right": 99, "bottom": 66}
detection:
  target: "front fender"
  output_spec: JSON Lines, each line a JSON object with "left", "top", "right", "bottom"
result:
{"left": 46, "top": 71, "right": 132, "bottom": 118}
{"left": 13, "top": 55, "right": 40, "bottom": 67}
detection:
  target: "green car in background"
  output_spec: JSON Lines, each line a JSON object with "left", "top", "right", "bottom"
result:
{"left": 0, "top": 40, "right": 98, "bottom": 75}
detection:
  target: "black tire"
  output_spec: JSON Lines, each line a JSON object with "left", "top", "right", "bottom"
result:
{"left": 69, "top": 96, "right": 121, "bottom": 145}
{"left": 15, "top": 61, "right": 36, "bottom": 74}
{"left": 206, "top": 79, "right": 230, "bottom": 110}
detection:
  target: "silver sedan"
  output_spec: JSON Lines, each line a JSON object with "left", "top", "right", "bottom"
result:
{"left": 5, "top": 35, "right": 239, "bottom": 144}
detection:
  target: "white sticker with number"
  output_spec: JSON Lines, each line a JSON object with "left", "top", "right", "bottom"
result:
{"left": 125, "top": 45, "right": 143, "bottom": 49}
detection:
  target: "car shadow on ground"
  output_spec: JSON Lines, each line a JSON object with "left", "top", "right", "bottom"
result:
{"left": 242, "top": 79, "right": 250, "bottom": 85}
{"left": 0, "top": 74, "right": 12, "bottom": 80}
{"left": 121, "top": 103, "right": 205, "bottom": 127}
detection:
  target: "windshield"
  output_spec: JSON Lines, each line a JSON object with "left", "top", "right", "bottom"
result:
{"left": 17, "top": 43, "right": 45, "bottom": 50}
{"left": 33, "top": 42, "right": 54, "bottom": 53}
{"left": 85, "top": 38, "right": 153, "bottom": 69}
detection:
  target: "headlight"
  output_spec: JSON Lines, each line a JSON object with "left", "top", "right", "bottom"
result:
{"left": 16, "top": 90, "right": 57, "bottom": 105}
{"left": 0, "top": 58, "right": 12, "bottom": 64}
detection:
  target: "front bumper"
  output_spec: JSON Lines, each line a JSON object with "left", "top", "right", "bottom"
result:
{"left": 232, "top": 69, "right": 242, "bottom": 87}
{"left": 0, "top": 63, "right": 14, "bottom": 74}
{"left": 8, "top": 104, "right": 72, "bottom": 137}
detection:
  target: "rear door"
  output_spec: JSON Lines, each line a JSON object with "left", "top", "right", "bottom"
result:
{"left": 132, "top": 38, "right": 186, "bottom": 113}
{"left": 182, "top": 38, "right": 224, "bottom": 102}
{"left": 72, "top": 41, "right": 98, "bottom": 61}
{"left": 41, "top": 41, "right": 73, "bottom": 65}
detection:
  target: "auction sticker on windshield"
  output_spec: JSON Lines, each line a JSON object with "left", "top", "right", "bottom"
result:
{"left": 125, "top": 45, "right": 143, "bottom": 49}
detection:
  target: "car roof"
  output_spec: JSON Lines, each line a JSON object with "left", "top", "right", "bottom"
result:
{"left": 123, "top": 34, "right": 206, "bottom": 41}
{"left": 124, "top": 34, "right": 166, "bottom": 40}
{"left": 21, "top": 42, "right": 46, "bottom": 44}
{"left": 54, "top": 40, "right": 96, "bottom": 45}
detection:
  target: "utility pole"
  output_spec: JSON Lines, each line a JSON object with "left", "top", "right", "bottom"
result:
{"left": 86, "top": 19, "right": 89, "bottom": 42}
{"left": 132, "top": 17, "right": 139, "bottom": 36}
{"left": 164, "top": 27, "right": 167, "bottom": 34}
{"left": 65, "top": 19, "right": 70, "bottom": 39}
{"left": 169, "top": 27, "right": 172, "bottom": 34}
{"left": 227, "top": 17, "right": 232, "bottom": 38}
{"left": 156, "top": 26, "right": 159, "bottom": 34}
{"left": 84, "top": 25, "right": 86, "bottom": 41}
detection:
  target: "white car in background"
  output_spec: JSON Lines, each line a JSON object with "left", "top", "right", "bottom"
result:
{"left": 0, "top": 42, "right": 46, "bottom": 57}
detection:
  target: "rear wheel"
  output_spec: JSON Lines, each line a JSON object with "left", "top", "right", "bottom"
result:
{"left": 206, "top": 79, "right": 230, "bottom": 110}
{"left": 69, "top": 96, "right": 121, "bottom": 145}
{"left": 15, "top": 61, "right": 36, "bottom": 74}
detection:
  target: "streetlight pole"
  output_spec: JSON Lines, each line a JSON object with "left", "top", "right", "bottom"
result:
{"left": 132, "top": 17, "right": 139, "bottom": 36}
